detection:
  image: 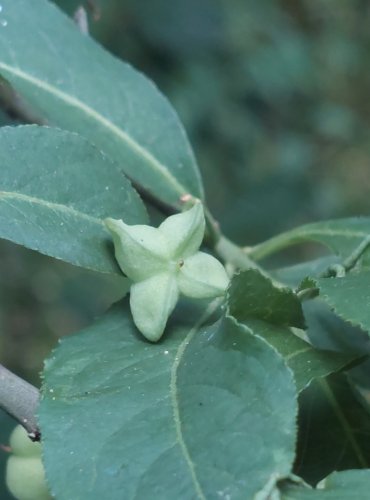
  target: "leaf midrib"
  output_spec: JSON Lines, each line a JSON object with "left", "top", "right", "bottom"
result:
{"left": 319, "top": 378, "right": 368, "bottom": 468}
{"left": 170, "top": 300, "right": 221, "bottom": 500}
{"left": 0, "top": 62, "right": 187, "bottom": 197}
{"left": 0, "top": 190, "right": 104, "bottom": 226}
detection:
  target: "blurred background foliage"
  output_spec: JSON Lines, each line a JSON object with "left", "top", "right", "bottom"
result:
{"left": 1, "top": 1, "right": 370, "bottom": 492}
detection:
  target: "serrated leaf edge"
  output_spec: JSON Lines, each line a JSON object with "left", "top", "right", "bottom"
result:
{"left": 314, "top": 278, "right": 370, "bottom": 336}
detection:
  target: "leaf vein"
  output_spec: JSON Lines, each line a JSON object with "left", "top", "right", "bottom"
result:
{"left": 0, "top": 62, "right": 187, "bottom": 198}
{"left": 319, "top": 378, "right": 369, "bottom": 468}
{"left": 170, "top": 300, "right": 220, "bottom": 500}
{"left": 285, "top": 346, "right": 312, "bottom": 361}
{"left": 0, "top": 190, "right": 104, "bottom": 226}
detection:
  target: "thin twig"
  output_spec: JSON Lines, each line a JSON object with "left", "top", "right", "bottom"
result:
{"left": 128, "top": 178, "right": 178, "bottom": 217}
{"left": 297, "top": 235, "right": 370, "bottom": 302}
{"left": 0, "top": 364, "right": 40, "bottom": 441}
{"left": 73, "top": 6, "right": 89, "bottom": 35}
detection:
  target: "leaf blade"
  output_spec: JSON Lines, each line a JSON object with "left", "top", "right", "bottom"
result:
{"left": 39, "top": 303, "right": 297, "bottom": 499}
{"left": 0, "top": 125, "right": 147, "bottom": 274}
{"left": 0, "top": 0, "right": 203, "bottom": 206}
{"left": 227, "top": 269, "right": 305, "bottom": 328}
{"left": 314, "top": 272, "right": 370, "bottom": 336}
{"left": 243, "top": 320, "right": 356, "bottom": 392}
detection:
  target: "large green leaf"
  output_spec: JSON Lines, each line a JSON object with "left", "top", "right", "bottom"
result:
{"left": 227, "top": 269, "right": 305, "bottom": 328}
{"left": 39, "top": 303, "right": 297, "bottom": 499}
{"left": 294, "top": 374, "right": 370, "bottom": 485}
{"left": 250, "top": 218, "right": 370, "bottom": 263}
{"left": 0, "top": 0, "right": 203, "bottom": 207}
{"left": 0, "top": 125, "right": 147, "bottom": 274}
{"left": 226, "top": 271, "right": 351, "bottom": 392}
{"left": 314, "top": 272, "right": 370, "bottom": 337}
{"left": 243, "top": 320, "right": 356, "bottom": 392}
{"left": 280, "top": 470, "right": 370, "bottom": 499}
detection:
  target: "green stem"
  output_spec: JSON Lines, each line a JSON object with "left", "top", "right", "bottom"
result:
{"left": 247, "top": 229, "right": 306, "bottom": 261}
{"left": 297, "top": 287, "right": 319, "bottom": 302}
{"left": 297, "top": 236, "right": 370, "bottom": 302}
{"left": 342, "top": 234, "right": 370, "bottom": 272}
{"left": 316, "top": 235, "right": 370, "bottom": 280}
{"left": 203, "top": 206, "right": 264, "bottom": 271}
{"left": 215, "top": 235, "right": 262, "bottom": 271}
{"left": 129, "top": 187, "right": 264, "bottom": 273}
{"left": 203, "top": 206, "right": 221, "bottom": 248}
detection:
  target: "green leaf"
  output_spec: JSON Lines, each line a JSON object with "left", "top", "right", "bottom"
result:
{"left": 229, "top": 271, "right": 357, "bottom": 393}
{"left": 280, "top": 470, "right": 370, "bottom": 499}
{"left": 294, "top": 374, "right": 370, "bottom": 485}
{"left": 243, "top": 320, "right": 356, "bottom": 392}
{"left": 0, "top": 125, "right": 147, "bottom": 274}
{"left": 271, "top": 256, "right": 340, "bottom": 287}
{"left": 250, "top": 218, "right": 370, "bottom": 264}
{"left": 0, "top": 0, "right": 203, "bottom": 207}
{"left": 314, "top": 272, "right": 370, "bottom": 336}
{"left": 227, "top": 269, "right": 305, "bottom": 328}
{"left": 303, "top": 300, "right": 370, "bottom": 355}
{"left": 39, "top": 303, "right": 297, "bottom": 500}
{"left": 348, "top": 359, "right": 370, "bottom": 417}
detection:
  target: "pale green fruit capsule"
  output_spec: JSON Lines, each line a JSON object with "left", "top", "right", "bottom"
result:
{"left": 130, "top": 273, "right": 179, "bottom": 342}
{"left": 6, "top": 425, "right": 51, "bottom": 500}
{"left": 9, "top": 425, "right": 42, "bottom": 458}
{"left": 105, "top": 218, "right": 170, "bottom": 282}
{"left": 177, "top": 251, "right": 229, "bottom": 298}
{"left": 105, "top": 202, "right": 229, "bottom": 342}
{"left": 157, "top": 202, "right": 205, "bottom": 259}
{"left": 6, "top": 456, "right": 51, "bottom": 500}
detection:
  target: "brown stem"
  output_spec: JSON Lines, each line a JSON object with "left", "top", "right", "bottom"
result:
{"left": 128, "top": 179, "right": 178, "bottom": 217}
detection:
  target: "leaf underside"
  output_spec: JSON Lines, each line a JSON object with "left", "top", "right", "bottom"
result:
{"left": 294, "top": 374, "right": 370, "bottom": 486}
{"left": 251, "top": 218, "right": 370, "bottom": 265}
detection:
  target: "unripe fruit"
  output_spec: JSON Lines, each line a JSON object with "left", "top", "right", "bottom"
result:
{"left": 105, "top": 202, "right": 229, "bottom": 341}
{"left": 6, "top": 425, "right": 51, "bottom": 500}
{"left": 9, "top": 425, "right": 42, "bottom": 458}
